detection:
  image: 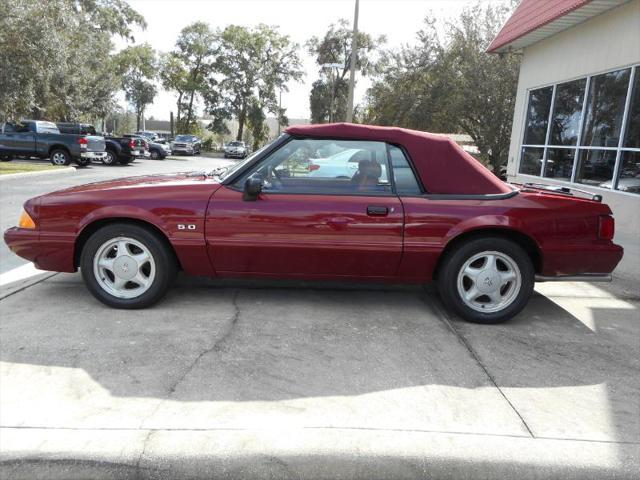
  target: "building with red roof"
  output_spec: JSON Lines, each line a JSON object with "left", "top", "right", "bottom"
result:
{"left": 488, "top": 0, "right": 639, "bottom": 282}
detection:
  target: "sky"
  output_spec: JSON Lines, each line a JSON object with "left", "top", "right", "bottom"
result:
{"left": 118, "top": 0, "right": 506, "bottom": 121}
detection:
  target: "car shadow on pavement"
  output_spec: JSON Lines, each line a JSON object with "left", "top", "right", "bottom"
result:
{"left": 0, "top": 273, "right": 638, "bottom": 443}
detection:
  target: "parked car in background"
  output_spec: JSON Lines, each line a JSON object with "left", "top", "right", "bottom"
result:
{"left": 4, "top": 123, "right": 623, "bottom": 324}
{"left": 1, "top": 120, "right": 105, "bottom": 166}
{"left": 57, "top": 123, "right": 147, "bottom": 166}
{"left": 103, "top": 135, "right": 148, "bottom": 165}
{"left": 124, "top": 134, "right": 170, "bottom": 160}
{"left": 135, "top": 131, "right": 163, "bottom": 143}
{"left": 171, "top": 135, "right": 201, "bottom": 155}
{"left": 224, "top": 141, "right": 248, "bottom": 158}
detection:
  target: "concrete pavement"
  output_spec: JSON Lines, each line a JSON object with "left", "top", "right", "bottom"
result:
{"left": 1, "top": 273, "right": 638, "bottom": 479}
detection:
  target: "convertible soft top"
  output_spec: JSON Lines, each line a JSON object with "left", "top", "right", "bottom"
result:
{"left": 285, "top": 123, "right": 511, "bottom": 195}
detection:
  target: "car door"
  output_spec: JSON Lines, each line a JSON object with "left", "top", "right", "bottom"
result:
{"left": 206, "top": 137, "right": 404, "bottom": 278}
{"left": 0, "top": 122, "right": 18, "bottom": 154}
{"left": 13, "top": 121, "right": 36, "bottom": 155}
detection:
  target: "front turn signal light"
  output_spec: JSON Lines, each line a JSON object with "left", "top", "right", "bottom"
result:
{"left": 18, "top": 210, "right": 36, "bottom": 229}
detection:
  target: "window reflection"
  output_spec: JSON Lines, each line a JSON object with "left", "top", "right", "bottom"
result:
{"left": 544, "top": 149, "right": 575, "bottom": 181}
{"left": 615, "top": 151, "right": 640, "bottom": 194}
{"left": 519, "top": 147, "right": 544, "bottom": 175}
{"left": 624, "top": 73, "right": 640, "bottom": 148}
{"left": 550, "top": 79, "right": 586, "bottom": 145}
{"left": 523, "top": 87, "right": 553, "bottom": 145}
{"left": 582, "top": 68, "right": 631, "bottom": 147}
{"left": 575, "top": 149, "right": 617, "bottom": 188}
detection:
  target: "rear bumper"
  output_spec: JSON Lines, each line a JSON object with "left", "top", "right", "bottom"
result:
{"left": 541, "top": 242, "right": 624, "bottom": 277}
{"left": 4, "top": 227, "right": 76, "bottom": 273}
{"left": 80, "top": 151, "right": 107, "bottom": 160}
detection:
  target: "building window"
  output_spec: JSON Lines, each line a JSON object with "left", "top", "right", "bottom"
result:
{"left": 519, "top": 65, "right": 640, "bottom": 195}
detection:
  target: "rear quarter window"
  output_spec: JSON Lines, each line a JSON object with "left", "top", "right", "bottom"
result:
{"left": 389, "top": 145, "right": 422, "bottom": 195}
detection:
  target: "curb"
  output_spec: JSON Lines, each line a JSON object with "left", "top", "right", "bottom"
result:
{"left": 0, "top": 166, "right": 76, "bottom": 181}
{"left": 2, "top": 427, "right": 638, "bottom": 480}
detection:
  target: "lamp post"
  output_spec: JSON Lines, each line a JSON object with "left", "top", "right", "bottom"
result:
{"left": 320, "top": 62, "right": 345, "bottom": 123}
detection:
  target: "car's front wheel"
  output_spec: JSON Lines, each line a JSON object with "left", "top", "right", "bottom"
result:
{"left": 437, "top": 236, "right": 534, "bottom": 324}
{"left": 80, "top": 223, "right": 177, "bottom": 309}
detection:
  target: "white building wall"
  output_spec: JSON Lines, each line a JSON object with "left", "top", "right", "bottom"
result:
{"left": 506, "top": 0, "right": 640, "bottom": 282}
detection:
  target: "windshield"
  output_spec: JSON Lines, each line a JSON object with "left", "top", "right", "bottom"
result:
{"left": 228, "top": 141, "right": 244, "bottom": 147}
{"left": 212, "top": 140, "right": 275, "bottom": 181}
{"left": 174, "top": 135, "right": 192, "bottom": 142}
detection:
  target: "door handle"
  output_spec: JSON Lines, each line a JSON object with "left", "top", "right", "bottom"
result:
{"left": 367, "top": 205, "right": 389, "bottom": 216}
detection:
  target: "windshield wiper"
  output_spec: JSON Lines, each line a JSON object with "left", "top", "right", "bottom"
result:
{"left": 207, "top": 166, "right": 229, "bottom": 178}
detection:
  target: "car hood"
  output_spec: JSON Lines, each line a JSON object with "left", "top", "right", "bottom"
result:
{"left": 45, "top": 172, "right": 219, "bottom": 197}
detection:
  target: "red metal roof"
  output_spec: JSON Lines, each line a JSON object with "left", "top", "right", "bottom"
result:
{"left": 487, "top": 0, "right": 593, "bottom": 53}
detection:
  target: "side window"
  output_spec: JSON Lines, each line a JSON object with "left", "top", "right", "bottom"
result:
{"left": 15, "top": 122, "right": 32, "bottom": 133}
{"left": 3, "top": 123, "right": 16, "bottom": 133}
{"left": 236, "top": 138, "right": 392, "bottom": 195}
{"left": 389, "top": 145, "right": 422, "bottom": 195}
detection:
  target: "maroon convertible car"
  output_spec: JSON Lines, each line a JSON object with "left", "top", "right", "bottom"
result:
{"left": 4, "top": 123, "right": 623, "bottom": 323}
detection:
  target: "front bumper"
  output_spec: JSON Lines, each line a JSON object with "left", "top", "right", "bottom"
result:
{"left": 4, "top": 227, "right": 76, "bottom": 273}
{"left": 80, "top": 151, "right": 107, "bottom": 160}
{"left": 225, "top": 150, "right": 246, "bottom": 158}
{"left": 172, "top": 147, "right": 194, "bottom": 154}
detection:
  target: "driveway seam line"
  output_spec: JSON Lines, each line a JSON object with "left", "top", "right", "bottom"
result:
{"left": 137, "top": 289, "right": 241, "bottom": 429}
{"left": 422, "top": 287, "right": 536, "bottom": 438}
{"left": 0, "top": 272, "right": 59, "bottom": 300}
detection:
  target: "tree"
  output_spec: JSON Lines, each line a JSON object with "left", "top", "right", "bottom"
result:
{"left": 0, "top": 0, "right": 144, "bottom": 122}
{"left": 160, "top": 53, "right": 189, "bottom": 131}
{"left": 307, "top": 19, "right": 385, "bottom": 123}
{"left": 364, "top": 3, "right": 519, "bottom": 172}
{"left": 205, "top": 24, "right": 303, "bottom": 141}
{"left": 115, "top": 44, "right": 158, "bottom": 131}
{"left": 161, "top": 22, "right": 218, "bottom": 134}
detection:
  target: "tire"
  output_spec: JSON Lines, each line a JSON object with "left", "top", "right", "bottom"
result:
{"left": 50, "top": 149, "right": 71, "bottom": 166}
{"left": 437, "top": 236, "right": 534, "bottom": 324}
{"left": 119, "top": 157, "right": 134, "bottom": 165}
{"left": 150, "top": 149, "right": 159, "bottom": 160}
{"left": 76, "top": 158, "right": 91, "bottom": 168}
{"left": 80, "top": 223, "right": 177, "bottom": 309}
{"left": 103, "top": 150, "right": 118, "bottom": 166}
{"left": 223, "top": 153, "right": 228, "bottom": 158}
{"left": 0, "top": 154, "right": 11, "bottom": 162}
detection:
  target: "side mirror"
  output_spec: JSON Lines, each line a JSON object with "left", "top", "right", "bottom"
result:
{"left": 243, "top": 176, "right": 263, "bottom": 201}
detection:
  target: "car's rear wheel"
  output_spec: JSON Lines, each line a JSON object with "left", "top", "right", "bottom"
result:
{"left": 437, "top": 237, "right": 534, "bottom": 324}
{"left": 0, "top": 154, "right": 11, "bottom": 162}
{"left": 80, "top": 224, "right": 177, "bottom": 309}
{"left": 103, "top": 150, "right": 118, "bottom": 166}
{"left": 50, "top": 149, "right": 71, "bottom": 166}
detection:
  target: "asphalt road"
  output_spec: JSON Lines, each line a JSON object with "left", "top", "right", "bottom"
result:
{"left": 0, "top": 154, "right": 231, "bottom": 275}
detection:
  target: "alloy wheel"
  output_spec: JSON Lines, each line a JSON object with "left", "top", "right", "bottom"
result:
{"left": 456, "top": 250, "right": 521, "bottom": 313}
{"left": 51, "top": 152, "right": 67, "bottom": 165}
{"left": 93, "top": 236, "right": 156, "bottom": 299}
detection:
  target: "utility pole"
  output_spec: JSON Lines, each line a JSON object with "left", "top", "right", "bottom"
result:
{"left": 346, "top": 0, "right": 359, "bottom": 123}
{"left": 277, "top": 90, "right": 282, "bottom": 136}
